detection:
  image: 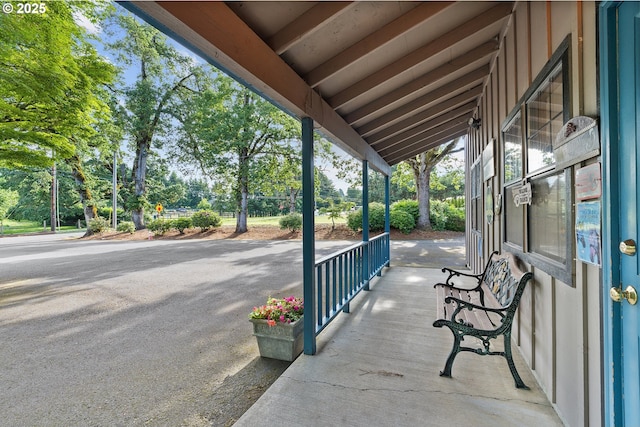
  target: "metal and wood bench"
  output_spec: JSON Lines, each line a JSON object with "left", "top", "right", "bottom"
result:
{"left": 433, "top": 251, "right": 533, "bottom": 389}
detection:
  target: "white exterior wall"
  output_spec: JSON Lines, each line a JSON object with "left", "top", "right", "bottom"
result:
{"left": 465, "top": 2, "right": 601, "bottom": 426}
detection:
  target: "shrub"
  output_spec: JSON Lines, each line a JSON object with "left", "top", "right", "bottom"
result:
{"left": 97, "top": 207, "right": 113, "bottom": 219}
{"left": 346, "top": 208, "right": 363, "bottom": 232}
{"left": 116, "top": 221, "right": 135, "bottom": 234}
{"left": 346, "top": 202, "right": 386, "bottom": 232}
{"left": 88, "top": 217, "right": 110, "bottom": 233}
{"left": 430, "top": 200, "right": 465, "bottom": 231}
{"left": 390, "top": 209, "right": 415, "bottom": 234}
{"left": 391, "top": 199, "right": 419, "bottom": 224}
{"left": 172, "top": 217, "right": 192, "bottom": 234}
{"left": 147, "top": 219, "right": 172, "bottom": 235}
{"left": 368, "top": 202, "right": 385, "bottom": 231}
{"left": 445, "top": 206, "right": 465, "bottom": 231}
{"left": 191, "top": 210, "right": 222, "bottom": 231}
{"left": 279, "top": 213, "right": 302, "bottom": 232}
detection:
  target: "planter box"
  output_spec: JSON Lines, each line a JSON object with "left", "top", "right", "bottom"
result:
{"left": 249, "top": 317, "right": 304, "bottom": 362}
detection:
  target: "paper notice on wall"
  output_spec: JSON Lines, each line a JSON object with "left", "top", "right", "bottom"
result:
{"left": 576, "top": 201, "right": 601, "bottom": 267}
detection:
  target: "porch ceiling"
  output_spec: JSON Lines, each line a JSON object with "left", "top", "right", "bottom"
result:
{"left": 125, "top": 1, "right": 513, "bottom": 174}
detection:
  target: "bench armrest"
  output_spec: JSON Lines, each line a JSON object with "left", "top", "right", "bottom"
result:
{"left": 440, "top": 267, "right": 483, "bottom": 287}
{"left": 444, "top": 296, "right": 507, "bottom": 322}
{"left": 433, "top": 281, "right": 483, "bottom": 293}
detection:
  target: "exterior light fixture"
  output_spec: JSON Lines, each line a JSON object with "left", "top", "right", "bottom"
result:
{"left": 468, "top": 117, "right": 482, "bottom": 130}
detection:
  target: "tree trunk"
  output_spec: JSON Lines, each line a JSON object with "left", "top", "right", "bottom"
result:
{"left": 131, "top": 136, "right": 149, "bottom": 230}
{"left": 415, "top": 156, "right": 432, "bottom": 229}
{"left": 68, "top": 154, "right": 97, "bottom": 237}
{"left": 236, "top": 148, "right": 249, "bottom": 233}
{"left": 406, "top": 140, "right": 462, "bottom": 230}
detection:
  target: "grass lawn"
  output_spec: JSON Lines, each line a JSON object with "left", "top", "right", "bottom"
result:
{"left": 1, "top": 214, "right": 348, "bottom": 236}
{"left": 0, "top": 219, "right": 78, "bottom": 235}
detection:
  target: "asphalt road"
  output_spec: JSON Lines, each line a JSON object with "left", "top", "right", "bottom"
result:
{"left": 0, "top": 233, "right": 465, "bottom": 426}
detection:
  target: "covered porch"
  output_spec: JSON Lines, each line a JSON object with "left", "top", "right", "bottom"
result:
{"left": 122, "top": 2, "right": 605, "bottom": 424}
{"left": 236, "top": 263, "right": 563, "bottom": 426}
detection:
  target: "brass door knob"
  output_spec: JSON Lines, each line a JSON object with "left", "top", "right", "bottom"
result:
{"left": 610, "top": 285, "right": 638, "bottom": 305}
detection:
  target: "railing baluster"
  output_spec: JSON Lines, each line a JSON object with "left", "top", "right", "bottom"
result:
{"left": 312, "top": 233, "right": 389, "bottom": 336}
{"left": 332, "top": 259, "right": 337, "bottom": 315}
{"left": 324, "top": 263, "right": 330, "bottom": 320}
{"left": 316, "top": 266, "right": 322, "bottom": 328}
{"left": 339, "top": 255, "right": 344, "bottom": 305}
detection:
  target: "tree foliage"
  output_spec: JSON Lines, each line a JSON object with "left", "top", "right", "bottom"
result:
{"left": 0, "top": 186, "right": 19, "bottom": 229}
{"left": 0, "top": 4, "right": 370, "bottom": 231}
{"left": 0, "top": 2, "right": 114, "bottom": 169}
{"left": 173, "top": 77, "right": 300, "bottom": 233}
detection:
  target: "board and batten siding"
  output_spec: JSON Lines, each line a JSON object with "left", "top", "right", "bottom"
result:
{"left": 465, "top": 2, "right": 601, "bottom": 426}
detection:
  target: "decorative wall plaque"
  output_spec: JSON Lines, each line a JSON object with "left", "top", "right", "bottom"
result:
{"left": 486, "top": 185, "right": 494, "bottom": 224}
{"left": 575, "top": 163, "right": 602, "bottom": 200}
{"left": 553, "top": 116, "right": 600, "bottom": 170}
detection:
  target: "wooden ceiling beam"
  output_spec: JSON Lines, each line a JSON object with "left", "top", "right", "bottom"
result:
{"left": 328, "top": 2, "right": 513, "bottom": 109}
{"left": 369, "top": 102, "right": 475, "bottom": 150}
{"left": 353, "top": 65, "right": 488, "bottom": 133}
{"left": 339, "top": 39, "right": 497, "bottom": 119}
{"left": 386, "top": 128, "right": 470, "bottom": 165}
{"left": 366, "top": 90, "right": 481, "bottom": 145}
{"left": 380, "top": 119, "right": 469, "bottom": 159}
{"left": 267, "top": 2, "right": 353, "bottom": 55}
{"left": 305, "top": 2, "right": 452, "bottom": 87}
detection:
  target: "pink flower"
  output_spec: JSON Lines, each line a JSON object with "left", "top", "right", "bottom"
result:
{"left": 267, "top": 319, "right": 276, "bottom": 327}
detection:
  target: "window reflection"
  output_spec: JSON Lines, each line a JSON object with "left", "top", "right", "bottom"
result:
{"left": 529, "top": 172, "right": 567, "bottom": 262}
{"left": 526, "top": 65, "right": 563, "bottom": 173}
{"left": 503, "top": 112, "right": 522, "bottom": 184}
{"left": 505, "top": 186, "right": 524, "bottom": 247}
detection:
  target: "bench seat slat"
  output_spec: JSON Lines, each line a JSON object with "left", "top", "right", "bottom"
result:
{"left": 436, "top": 284, "right": 500, "bottom": 331}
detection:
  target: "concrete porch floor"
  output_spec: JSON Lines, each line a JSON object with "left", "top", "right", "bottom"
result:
{"left": 236, "top": 265, "right": 564, "bottom": 426}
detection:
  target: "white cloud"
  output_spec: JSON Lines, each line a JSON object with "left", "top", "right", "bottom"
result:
{"left": 73, "top": 11, "right": 101, "bottom": 35}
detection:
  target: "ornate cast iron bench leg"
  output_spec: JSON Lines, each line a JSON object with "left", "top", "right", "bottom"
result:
{"left": 439, "top": 329, "right": 462, "bottom": 378}
{"left": 504, "top": 331, "right": 529, "bottom": 389}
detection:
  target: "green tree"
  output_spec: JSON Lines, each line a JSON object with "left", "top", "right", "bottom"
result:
{"left": 0, "top": 187, "right": 18, "bottom": 232}
{"left": 1, "top": 2, "right": 116, "bottom": 235}
{"left": 400, "top": 138, "right": 464, "bottom": 229}
{"left": 346, "top": 187, "right": 362, "bottom": 203}
{"left": 367, "top": 165, "right": 416, "bottom": 204}
{"left": 0, "top": 2, "right": 114, "bottom": 169}
{"left": 0, "top": 166, "right": 85, "bottom": 225}
{"left": 267, "top": 138, "right": 347, "bottom": 214}
{"left": 180, "top": 179, "right": 213, "bottom": 208}
{"left": 429, "top": 155, "right": 464, "bottom": 201}
{"left": 174, "top": 78, "right": 300, "bottom": 233}
{"left": 320, "top": 200, "right": 344, "bottom": 231}
{"left": 196, "top": 197, "right": 211, "bottom": 210}
{"left": 104, "top": 10, "right": 209, "bottom": 230}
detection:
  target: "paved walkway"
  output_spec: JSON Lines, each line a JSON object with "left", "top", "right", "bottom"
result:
{"left": 236, "top": 264, "right": 564, "bottom": 426}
